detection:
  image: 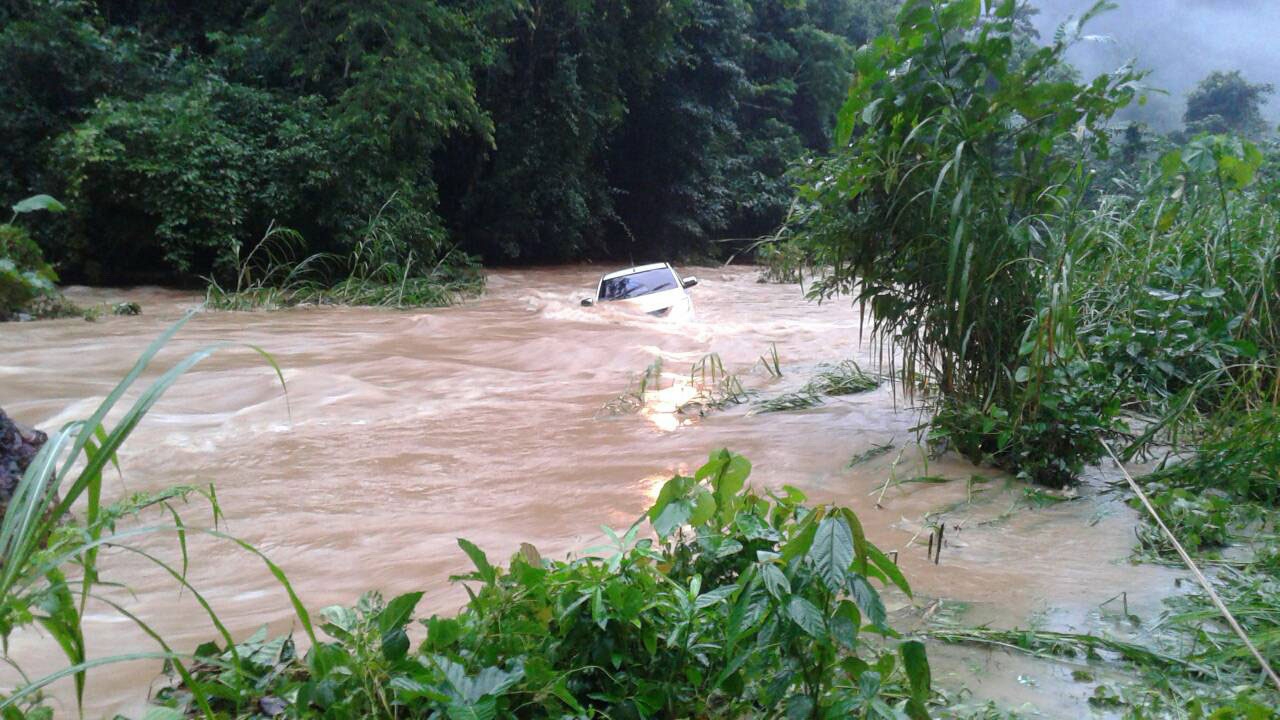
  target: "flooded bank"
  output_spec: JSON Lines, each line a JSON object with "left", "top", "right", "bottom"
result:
{"left": 2, "top": 266, "right": 1182, "bottom": 716}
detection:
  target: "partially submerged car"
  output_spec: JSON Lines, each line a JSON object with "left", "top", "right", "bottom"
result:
{"left": 581, "top": 262, "right": 698, "bottom": 318}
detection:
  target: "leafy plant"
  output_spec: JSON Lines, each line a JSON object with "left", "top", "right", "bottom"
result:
{"left": 811, "top": 361, "right": 878, "bottom": 397}
{"left": 1, "top": 194, "right": 68, "bottom": 320}
{"left": 781, "top": 0, "right": 1144, "bottom": 484}
{"left": 0, "top": 313, "right": 312, "bottom": 716}
{"left": 159, "top": 449, "right": 932, "bottom": 719}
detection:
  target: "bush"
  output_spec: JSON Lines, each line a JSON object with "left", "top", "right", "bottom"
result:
{"left": 54, "top": 78, "right": 335, "bottom": 282}
{"left": 930, "top": 359, "right": 1126, "bottom": 487}
{"left": 0, "top": 223, "right": 58, "bottom": 319}
{"left": 156, "top": 450, "right": 933, "bottom": 719}
{"left": 0, "top": 0, "right": 156, "bottom": 202}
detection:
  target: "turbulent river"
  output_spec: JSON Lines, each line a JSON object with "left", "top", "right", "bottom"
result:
{"left": 3, "top": 266, "right": 1184, "bottom": 717}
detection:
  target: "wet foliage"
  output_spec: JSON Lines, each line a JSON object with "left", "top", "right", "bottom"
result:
{"left": 0, "top": 195, "right": 74, "bottom": 320}
{"left": 141, "top": 450, "right": 931, "bottom": 719}
{"left": 782, "top": 0, "right": 1276, "bottom": 489}
{"left": 0, "top": 314, "right": 310, "bottom": 717}
{"left": 203, "top": 221, "right": 484, "bottom": 311}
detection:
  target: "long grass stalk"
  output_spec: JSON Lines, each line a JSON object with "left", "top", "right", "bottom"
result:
{"left": 1102, "top": 440, "right": 1280, "bottom": 692}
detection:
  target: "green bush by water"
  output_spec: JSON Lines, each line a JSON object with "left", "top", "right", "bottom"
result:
{"left": 149, "top": 450, "right": 931, "bottom": 719}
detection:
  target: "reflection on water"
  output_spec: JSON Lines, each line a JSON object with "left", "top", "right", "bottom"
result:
{"left": 640, "top": 372, "right": 699, "bottom": 432}
{"left": 0, "top": 267, "right": 1183, "bottom": 716}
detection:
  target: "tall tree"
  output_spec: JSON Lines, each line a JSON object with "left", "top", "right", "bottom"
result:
{"left": 438, "top": 0, "right": 675, "bottom": 263}
{"left": 255, "top": 0, "right": 495, "bottom": 248}
{"left": 607, "top": 0, "right": 749, "bottom": 259}
{"left": 1185, "top": 70, "right": 1276, "bottom": 137}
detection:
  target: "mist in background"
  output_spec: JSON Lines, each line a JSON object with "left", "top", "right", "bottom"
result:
{"left": 1029, "top": 0, "right": 1280, "bottom": 132}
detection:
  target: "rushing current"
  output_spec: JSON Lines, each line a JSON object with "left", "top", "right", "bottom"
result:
{"left": 2, "top": 266, "right": 1182, "bottom": 717}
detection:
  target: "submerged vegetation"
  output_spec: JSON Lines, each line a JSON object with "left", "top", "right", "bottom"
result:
{"left": 204, "top": 219, "right": 483, "bottom": 311}
{"left": 600, "top": 351, "right": 879, "bottom": 419}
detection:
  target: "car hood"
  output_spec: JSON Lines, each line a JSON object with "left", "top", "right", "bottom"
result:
{"left": 608, "top": 287, "right": 690, "bottom": 315}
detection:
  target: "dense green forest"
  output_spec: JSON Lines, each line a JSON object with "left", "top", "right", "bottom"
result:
{"left": 1, "top": 0, "right": 892, "bottom": 286}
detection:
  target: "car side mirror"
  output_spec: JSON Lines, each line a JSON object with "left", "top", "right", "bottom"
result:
{"left": 581, "top": 298, "right": 595, "bottom": 307}
{"left": 682, "top": 276, "right": 699, "bottom": 289}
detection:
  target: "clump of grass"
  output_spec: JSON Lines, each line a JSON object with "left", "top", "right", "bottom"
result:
{"left": 599, "top": 354, "right": 751, "bottom": 419}
{"left": 848, "top": 441, "right": 894, "bottom": 467}
{"left": 811, "top": 360, "right": 879, "bottom": 396}
{"left": 205, "top": 219, "right": 484, "bottom": 311}
{"left": 752, "top": 359, "right": 878, "bottom": 414}
{"left": 598, "top": 358, "right": 665, "bottom": 415}
{"left": 682, "top": 353, "right": 750, "bottom": 414}
{"left": 753, "top": 388, "right": 824, "bottom": 414}
{"left": 757, "top": 342, "right": 783, "bottom": 378}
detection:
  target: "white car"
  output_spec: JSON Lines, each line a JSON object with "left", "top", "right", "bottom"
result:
{"left": 581, "top": 263, "right": 698, "bottom": 318}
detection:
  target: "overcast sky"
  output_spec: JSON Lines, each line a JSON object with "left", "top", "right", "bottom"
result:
{"left": 1027, "top": 0, "right": 1280, "bottom": 130}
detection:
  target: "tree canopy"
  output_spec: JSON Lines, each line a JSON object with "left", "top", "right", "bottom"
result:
{"left": 0, "top": 0, "right": 892, "bottom": 283}
{"left": 1185, "top": 70, "right": 1276, "bottom": 137}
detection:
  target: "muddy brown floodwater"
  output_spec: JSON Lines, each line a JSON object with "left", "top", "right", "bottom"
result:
{"left": 2, "top": 266, "right": 1184, "bottom": 717}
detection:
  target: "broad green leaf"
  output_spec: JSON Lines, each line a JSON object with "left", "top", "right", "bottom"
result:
{"left": 457, "top": 538, "right": 496, "bottom": 584}
{"left": 781, "top": 507, "right": 823, "bottom": 563}
{"left": 653, "top": 499, "right": 693, "bottom": 538}
{"left": 832, "top": 599, "right": 861, "bottom": 651}
{"left": 866, "top": 544, "right": 912, "bottom": 597}
{"left": 319, "top": 605, "right": 357, "bottom": 638}
{"left": 689, "top": 487, "right": 717, "bottom": 526}
{"left": 808, "top": 517, "right": 854, "bottom": 593}
{"left": 705, "top": 450, "right": 751, "bottom": 523}
{"left": 900, "top": 640, "right": 931, "bottom": 703}
{"left": 760, "top": 563, "right": 791, "bottom": 600}
{"left": 378, "top": 591, "right": 424, "bottom": 635}
{"left": 11, "top": 194, "right": 66, "bottom": 215}
{"left": 785, "top": 596, "right": 825, "bottom": 637}
{"left": 839, "top": 507, "right": 870, "bottom": 575}
{"left": 648, "top": 475, "right": 692, "bottom": 522}
{"left": 849, "top": 574, "right": 888, "bottom": 632}
{"left": 446, "top": 699, "right": 497, "bottom": 720}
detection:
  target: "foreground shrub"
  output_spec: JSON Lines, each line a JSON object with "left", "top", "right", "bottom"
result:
{"left": 1, "top": 194, "right": 80, "bottom": 320}
{"left": 0, "top": 313, "right": 303, "bottom": 716}
{"left": 157, "top": 450, "right": 931, "bottom": 719}
{"left": 0, "top": 223, "right": 56, "bottom": 318}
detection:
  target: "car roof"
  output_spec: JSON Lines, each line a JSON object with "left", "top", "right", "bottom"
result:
{"left": 601, "top": 262, "right": 672, "bottom": 281}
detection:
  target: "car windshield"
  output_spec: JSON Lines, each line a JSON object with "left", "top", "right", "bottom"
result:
{"left": 598, "top": 268, "right": 678, "bottom": 301}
